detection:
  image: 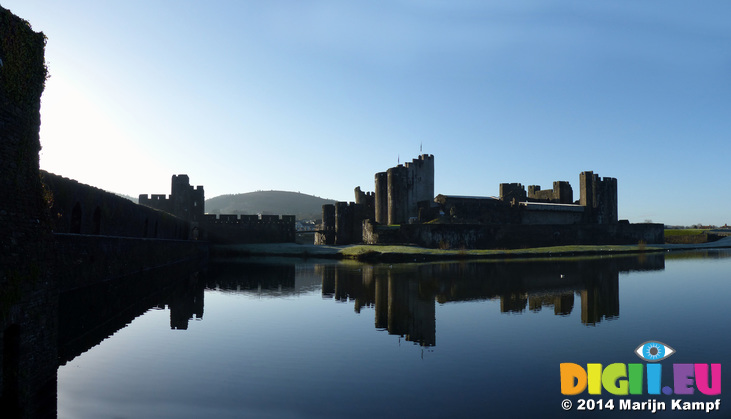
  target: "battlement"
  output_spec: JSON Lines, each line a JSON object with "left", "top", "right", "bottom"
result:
{"left": 527, "top": 180, "right": 573, "bottom": 204}
{"left": 499, "top": 183, "right": 527, "bottom": 203}
{"left": 405, "top": 154, "right": 435, "bottom": 168}
{"left": 204, "top": 214, "right": 296, "bottom": 225}
{"left": 203, "top": 213, "right": 296, "bottom": 244}
{"left": 140, "top": 174, "right": 204, "bottom": 223}
{"left": 138, "top": 194, "right": 169, "bottom": 202}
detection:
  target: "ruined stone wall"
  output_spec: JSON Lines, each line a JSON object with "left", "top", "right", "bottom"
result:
{"left": 555, "top": 181, "right": 574, "bottom": 204}
{"left": 499, "top": 183, "right": 526, "bottom": 203}
{"left": 0, "top": 8, "right": 57, "bottom": 416}
{"left": 527, "top": 181, "right": 573, "bottom": 204}
{"left": 527, "top": 186, "right": 552, "bottom": 201}
{"left": 434, "top": 195, "right": 516, "bottom": 224}
{"left": 580, "top": 171, "right": 618, "bottom": 224}
{"left": 44, "top": 171, "right": 192, "bottom": 240}
{"left": 365, "top": 222, "right": 664, "bottom": 249}
{"left": 519, "top": 203, "right": 584, "bottom": 225}
{"left": 203, "top": 214, "right": 295, "bottom": 244}
{"left": 363, "top": 220, "right": 402, "bottom": 246}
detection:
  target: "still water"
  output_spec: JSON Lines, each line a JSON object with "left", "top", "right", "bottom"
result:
{"left": 57, "top": 251, "right": 731, "bottom": 418}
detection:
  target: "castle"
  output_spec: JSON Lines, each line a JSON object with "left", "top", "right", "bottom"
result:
{"left": 139, "top": 175, "right": 295, "bottom": 244}
{"left": 316, "top": 154, "right": 663, "bottom": 248}
{"left": 139, "top": 175, "right": 205, "bottom": 224}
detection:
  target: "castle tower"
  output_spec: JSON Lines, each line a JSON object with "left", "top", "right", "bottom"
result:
{"left": 376, "top": 154, "right": 435, "bottom": 225}
{"left": 354, "top": 186, "right": 375, "bottom": 221}
{"left": 580, "top": 171, "right": 617, "bottom": 224}
{"left": 334, "top": 202, "right": 352, "bottom": 245}
{"left": 404, "top": 154, "right": 435, "bottom": 219}
{"left": 374, "top": 172, "right": 388, "bottom": 224}
{"left": 319, "top": 204, "right": 335, "bottom": 245}
{"left": 170, "top": 175, "right": 204, "bottom": 223}
{"left": 387, "top": 165, "right": 408, "bottom": 225}
{"left": 554, "top": 181, "right": 573, "bottom": 204}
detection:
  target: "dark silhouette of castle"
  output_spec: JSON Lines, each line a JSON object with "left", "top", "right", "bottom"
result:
{"left": 323, "top": 154, "right": 435, "bottom": 245}
{"left": 139, "top": 175, "right": 295, "bottom": 244}
{"left": 139, "top": 175, "right": 205, "bottom": 224}
{"left": 317, "top": 154, "right": 662, "bottom": 248}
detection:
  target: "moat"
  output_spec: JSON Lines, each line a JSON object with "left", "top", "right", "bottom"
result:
{"left": 56, "top": 250, "right": 731, "bottom": 418}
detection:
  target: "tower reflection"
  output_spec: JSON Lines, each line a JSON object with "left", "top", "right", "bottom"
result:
{"left": 318, "top": 254, "right": 665, "bottom": 346}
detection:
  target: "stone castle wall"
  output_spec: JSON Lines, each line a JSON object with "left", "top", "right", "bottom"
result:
{"left": 0, "top": 8, "right": 212, "bottom": 416}
{"left": 140, "top": 175, "right": 295, "bottom": 244}
{"left": 0, "top": 7, "right": 57, "bottom": 417}
{"left": 364, "top": 220, "right": 664, "bottom": 249}
{"left": 203, "top": 214, "right": 295, "bottom": 244}
{"left": 44, "top": 171, "right": 193, "bottom": 240}
{"left": 527, "top": 181, "right": 573, "bottom": 204}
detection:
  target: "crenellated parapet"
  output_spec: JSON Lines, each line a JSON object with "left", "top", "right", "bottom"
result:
{"left": 527, "top": 181, "right": 573, "bottom": 204}
{"left": 203, "top": 213, "right": 295, "bottom": 244}
{"left": 204, "top": 214, "right": 295, "bottom": 225}
{"left": 139, "top": 174, "right": 204, "bottom": 224}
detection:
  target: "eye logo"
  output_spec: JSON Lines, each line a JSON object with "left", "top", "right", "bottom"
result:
{"left": 635, "top": 341, "right": 675, "bottom": 362}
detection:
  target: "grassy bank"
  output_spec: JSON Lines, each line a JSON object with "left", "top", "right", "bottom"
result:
{"left": 664, "top": 229, "right": 720, "bottom": 244}
{"left": 338, "top": 243, "right": 664, "bottom": 262}
{"left": 211, "top": 242, "right": 666, "bottom": 263}
{"left": 665, "top": 229, "right": 706, "bottom": 236}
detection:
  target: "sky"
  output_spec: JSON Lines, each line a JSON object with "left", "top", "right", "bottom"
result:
{"left": 3, "top": 0, "right": 730, "bottom": 226}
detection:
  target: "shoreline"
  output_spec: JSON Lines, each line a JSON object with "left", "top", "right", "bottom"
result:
{"left": 210, "top": 236, "right": 731, "bottom": 263}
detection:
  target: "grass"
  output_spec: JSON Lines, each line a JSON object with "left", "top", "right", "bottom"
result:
{"left": 665, "top": 229, "right": 706, "bottom": 236}
{"left": 338, "top": 243, "right": 662, "bottom": 262}
{"left": 212, "top": 237, "right": 731, "bottom": 263}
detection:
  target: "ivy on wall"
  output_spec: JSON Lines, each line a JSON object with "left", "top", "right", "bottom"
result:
{"left": 0, "top": 6, "right": 47, "bottom": 114}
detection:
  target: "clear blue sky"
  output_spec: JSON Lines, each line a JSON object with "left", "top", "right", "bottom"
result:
{"left": 5, "top": 1, "right": 730, "bottom": 226}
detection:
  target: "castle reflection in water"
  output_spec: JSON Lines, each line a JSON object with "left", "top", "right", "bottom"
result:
{"left": 205, "top": 253, "right": 667, "bottom": 347}
{"left": 50, "top": 251, "right": 731, "bottom": 418}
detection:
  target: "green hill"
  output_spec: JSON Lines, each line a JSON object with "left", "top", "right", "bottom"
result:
{"left": 205, "top": 191, "right": 336, "bottom": 220}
